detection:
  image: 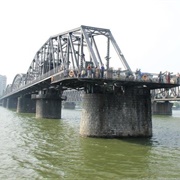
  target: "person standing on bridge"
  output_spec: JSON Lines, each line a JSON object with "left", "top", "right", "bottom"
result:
{"left": 100, "top": 64, "right": 105, "bottom": 78}
{"left": 117, "top": 68, "right": 121, "bottom": 79}
{"left": 91, "top": 64, "right": 95, "bottom": 78}
{"left": 167, "top": 72, "right": 171, "bottom": 83}
{"left": 177, "top": 73, "right": 180, "bottom": 84}
{"left": 81, "top": 69, "right": 86, "bottom": 78}
{"left": 158, "top": 71, "right": 163, "bottom": 83}
{"left": 135, "top": 68, "right": 141, "bottom": 80}
{"left": 87, "top": 64, "right": 92, "bottom": 78}
{"left": 95, "top": 66, "right": 100, "bottom": 78}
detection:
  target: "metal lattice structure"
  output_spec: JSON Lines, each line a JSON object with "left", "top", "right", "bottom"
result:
{"left": 152, "top": 86, "right": 180, "bottom": 101}
{"left": 1, "top": 25, "right": 134, "bottom": 98}
{"left": 24, "top": 25, "right": 133, "bottom": 84}
{"left": 11, "top": 74, "right": 26, "bottom": 92}
{"left": 5, "top": 84, "right": 12, "bottom": 94}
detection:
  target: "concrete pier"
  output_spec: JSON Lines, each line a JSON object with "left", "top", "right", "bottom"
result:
{"left": 152, "top": 101, "right": 173, "bottom": 115}
{"left": 17, "top": 96, "right": 36, "bottom": 113}
{"left": 2, "top": 99, "right": 7, "bottom": 108}
{"left": 34, "top": 94, "right": 62, "bottom": 119}
{"left": 80, "top": 87, "right": 152, "bottom": 137}
{"left": 7, "top": 97, "right": 18, "bottom": 109}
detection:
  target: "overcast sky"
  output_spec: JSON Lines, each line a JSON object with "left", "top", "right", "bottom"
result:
{"left": 0, "top": 0, "right": 179, "bottom": 84}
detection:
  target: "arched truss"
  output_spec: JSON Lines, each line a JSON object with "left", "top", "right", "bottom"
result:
{"left": 5, "top": 84, "right": 12, "bottom": 94}
{"left": 25, "top": 25, "right": 133, "bottom": 84}
{"left": 11, "top": 74, "right": 26, "bottom": 92}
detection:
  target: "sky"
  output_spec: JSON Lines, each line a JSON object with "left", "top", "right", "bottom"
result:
{"left": 0, "top": 0, "right": 180, "bottom": 84}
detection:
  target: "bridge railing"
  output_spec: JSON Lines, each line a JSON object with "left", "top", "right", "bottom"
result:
{"left": 56, "top": 68, "right": 179, "bottom": 85}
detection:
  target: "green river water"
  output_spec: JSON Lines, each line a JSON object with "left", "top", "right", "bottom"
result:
{"left": 0, "top": 106, "right": 180, "bottom": 179}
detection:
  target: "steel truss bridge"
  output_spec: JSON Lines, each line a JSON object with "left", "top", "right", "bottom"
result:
{"left": 0, "top": 25, "right": 179, "bottom": 101}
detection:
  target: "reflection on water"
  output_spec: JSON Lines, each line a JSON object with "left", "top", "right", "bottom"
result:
{"left": 0, "top": 107, "right": 180, "bottom": 179}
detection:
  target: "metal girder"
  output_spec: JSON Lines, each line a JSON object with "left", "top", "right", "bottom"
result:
{"left": 80, "top": 27, "right": 99, "bottom": 67}
{"left": 11, "top": 74, "right": 26, "bottom": 91}
{"left": 25, "top": 25, "right": 133, "bottom": 80}
{"left": 108, "top": 31, "right": 133, "bottom": 74}
{"left": 69, "top": 33, "right": 79, "bottom": 69}
{"left": 91, "top": 36, "right": 103, "bottom": 65}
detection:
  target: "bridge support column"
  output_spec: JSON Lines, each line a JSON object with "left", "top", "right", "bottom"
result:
{"left": 2, "top": 99, "right": 7, "bottom": 108}
{"left": 17, "top": 96, "right": 36, "bottom": 113}
{"left": 80, "top": 87, "right": 152, "bottom": 137}
{"left": 34, "top": 94, "right": 62, "bottom": 119}
{"left": 152, "top": 101, "right": 173, "bottom": 115}
{"left": 7, "top": 97, "right": 18, "bottom": 109}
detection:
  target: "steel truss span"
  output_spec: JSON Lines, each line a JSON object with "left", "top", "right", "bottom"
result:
{"left": 3, "top": 25, "right": 134, "bottom": 96}
{"left": 25, "top": 25, "right": 132, "bottom": 84}
{"left": 1, "top": 25, "right": 179, "bottom": 100}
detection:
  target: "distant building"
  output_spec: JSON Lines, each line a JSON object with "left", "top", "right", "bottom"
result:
{"left": 0, "top": 75, "right": 7, "bottom": 96}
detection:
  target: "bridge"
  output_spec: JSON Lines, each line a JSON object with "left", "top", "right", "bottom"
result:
{"left": 0, "top": 25, "right": 179, "bottom": 138}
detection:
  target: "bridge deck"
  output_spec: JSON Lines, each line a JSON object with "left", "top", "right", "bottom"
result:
{"left": 51, "top": 76, "right": 179, "bottom": 90}
{"left": 1, "top": 74, "right": 179, "bottom": 100}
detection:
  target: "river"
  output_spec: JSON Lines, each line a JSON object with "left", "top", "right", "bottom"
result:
{"left": 0, "top": 106, "right": 180, "bottom": 179}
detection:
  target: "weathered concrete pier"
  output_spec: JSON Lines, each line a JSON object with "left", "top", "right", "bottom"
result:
{"left": 152, "top": 101, "right": 173, "bottom": 115}
{"left": 17, "top": 95, "right": 36, "bottom": 113}
{"left": 80, "top": 87, "right": 151, "bottom": 137}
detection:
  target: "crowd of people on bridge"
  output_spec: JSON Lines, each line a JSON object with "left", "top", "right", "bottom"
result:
{"left": 64, "top": 63, "right": 180, "bottom": 84}
{"left": 76, "top": 63, "right": 134, "bottom": 79}
{"left": 71, "top": 63, "right": 105, "bottom": 79}
{"left": 158, "top": 71, "right": 180, "bottom": 84}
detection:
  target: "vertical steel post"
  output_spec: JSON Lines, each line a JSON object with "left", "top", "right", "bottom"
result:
{"left": 106, "top": 37, "right": 110, "bottom": 70}
{"left": 80, "top": 34, "right": 84, "bottom": 71}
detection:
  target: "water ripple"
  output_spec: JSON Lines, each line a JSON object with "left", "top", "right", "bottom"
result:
{"left": 0, "top": 107, "right": 180, "bottom": 179}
